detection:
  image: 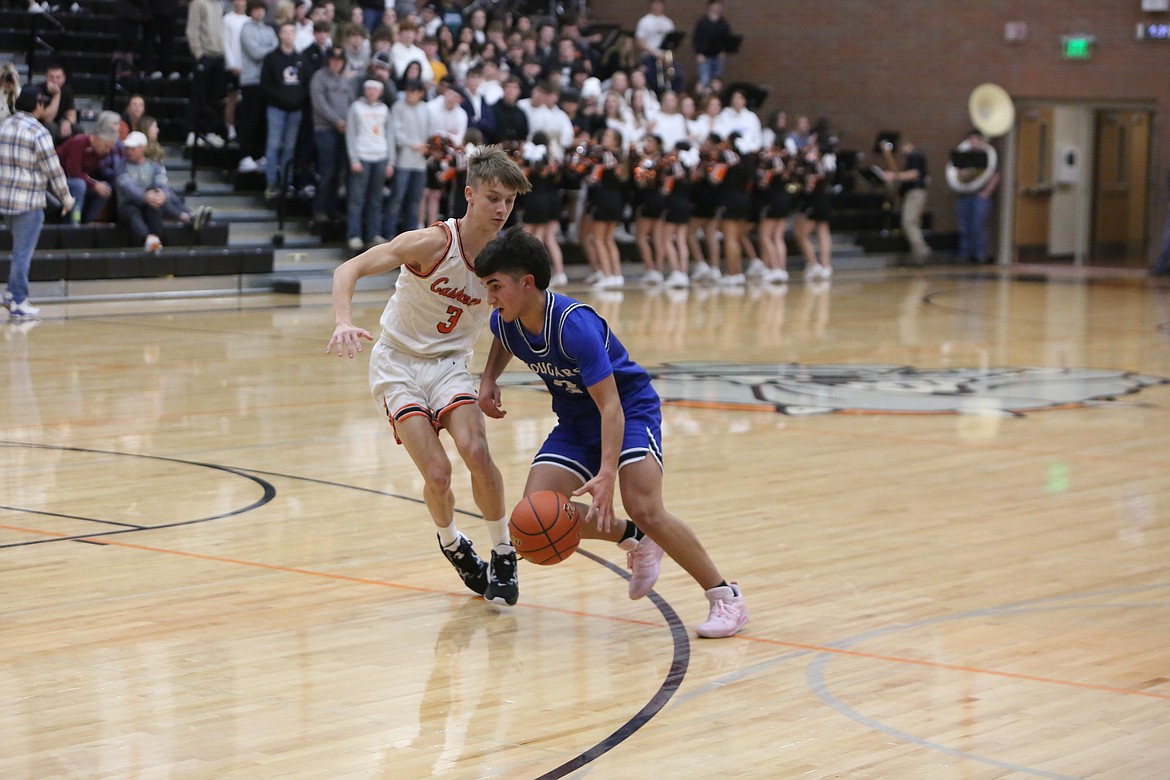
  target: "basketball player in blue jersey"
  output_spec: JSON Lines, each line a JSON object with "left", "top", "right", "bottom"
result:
{"left": 326, "top": 147, "right": 532, "bottom": 606}
{"left": 474, "top": 228, "right": 749, "bottom": 638}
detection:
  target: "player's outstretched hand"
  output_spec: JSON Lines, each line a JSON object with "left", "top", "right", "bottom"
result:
{"left": 573, "top": 474, "right": 616, "bottom": 534}
{"left": 326, "top": 322, "right": 373, "bottom": 358}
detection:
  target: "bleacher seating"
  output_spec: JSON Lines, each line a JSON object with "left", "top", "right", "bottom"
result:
{"left": 0, "top": 222, "right": 273, "bottom": 282}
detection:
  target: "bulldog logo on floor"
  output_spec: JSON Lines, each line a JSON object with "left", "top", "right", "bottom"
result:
{"left": 496, "top": 363, "right": 1168, "bottom": 416}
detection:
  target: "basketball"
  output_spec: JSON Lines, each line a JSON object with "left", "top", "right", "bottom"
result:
{"left": 509, "top": 491, "right": 580, "bottom": 565}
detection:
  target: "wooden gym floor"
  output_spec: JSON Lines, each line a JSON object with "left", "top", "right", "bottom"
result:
{"left": 2, "top": 266, "right": 1168, "bottom": 779}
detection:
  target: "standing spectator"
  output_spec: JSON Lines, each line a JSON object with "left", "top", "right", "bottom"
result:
{"left": 383, "top": 79, "right": 432, "bottom": 240}
{"left": 114, "top": 0, "right": 149, "bottom": 73}
{"left": 533, "top": 21, "right": 557, "bottom": 75}
{"left": 301, "top": 19, "right": 334, "bottom": 77}
{"left": 38, "top": 63, "right": 76, "bottom": 145}
{"left": 634, "top": 0, "right": 675, "bottom": 84}
{"left": 692, "top": 0, "right": 731, "bottom": 90}
{"left": 345, "top": 79, "right": 395, "bottom": 250}
{"left": 185, "top": 0, "right": 228, "bottom": 149}
{"left": 716, "top": 88, "right": 762, "bottom": 152}
{"left": 340, "top": 23, "right": 371, "bottom": 77}
{"left": 461, "top": 65, "right": 496, "bottom": 141}
{"left": 311, "top": 46, "right": 352, "bottom": 225}
{"left": 522, "top": 80, "right": 574, "bottom": 148}
{"left": 0, "top": 88, "right": 74, "bottom": 321}
{"left": 260, "top": 21, "right": 310, "bottom": 200}
{"left": 57, "top": 120, "right": 119, "bottom": 224}
{"left": 364, "top": 51, "right": 400, "bottom": 107}
{"left": 391, "top": 20, "right": 434, "bottom": 85}
{"left": 296, "top": 17, "right": 335, "bottom": 193}
{"left": 115, "top": 131, "right": 212, "bottom": 253}
{"left": 223, "top": 0, "right": 251, "bottom": 145}
{"left": 421, "top": 36, "right": 448, "bottom": 85}
{"left": 493, "top": 75, "right": 529, "bottom": 144}
{"left": 238, "top": 0, "right": 278, "bottom": 172}
{"left": 357, "top": 0, "right": 383, "bottom": 33}
{"left": 419, "top": 1, "right": 442, "bottom": 37}
{"left": 145, "top": 0, "right": 183, "bottom": 79}
{"left": 429, "top": 80, "right": 468, "bottom": 147}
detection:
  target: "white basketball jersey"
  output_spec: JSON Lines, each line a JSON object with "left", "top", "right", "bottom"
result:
{"left": 377, "top": 219, "right": 490, "bottom": 359}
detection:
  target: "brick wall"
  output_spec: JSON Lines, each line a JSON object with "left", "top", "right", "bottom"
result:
{"left": 589, "top": 0, "right": 1170, "bottom": 242}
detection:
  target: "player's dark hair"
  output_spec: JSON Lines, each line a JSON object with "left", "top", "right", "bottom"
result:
{"left": 475, "top": 226, "right": 551, "bottom": 290}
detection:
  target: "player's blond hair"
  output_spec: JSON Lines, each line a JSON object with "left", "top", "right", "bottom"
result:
{"left": 467, "top": 146, "right": 532, "bottom": 194}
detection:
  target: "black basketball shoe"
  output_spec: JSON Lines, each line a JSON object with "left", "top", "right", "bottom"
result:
{"left": 484, "top": 548, "right": 519, "bottom": 606}
{"left": 439, "top": 533, "right": 488, "bottom": 595}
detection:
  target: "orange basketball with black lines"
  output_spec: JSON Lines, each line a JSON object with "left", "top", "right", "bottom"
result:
{"left": 509, "top": 491, "right": 580, "bottom": 565}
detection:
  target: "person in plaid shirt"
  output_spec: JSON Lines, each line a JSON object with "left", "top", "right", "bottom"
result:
{"left": 0, "top": 87, "right": 74, "bottom": 321}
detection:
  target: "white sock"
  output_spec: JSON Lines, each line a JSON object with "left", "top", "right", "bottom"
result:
{"left": 485, "top": 517, "right": 512, "bottom": 550}
{"left": 437, "top": 524, "right": 460, "bottom": 548}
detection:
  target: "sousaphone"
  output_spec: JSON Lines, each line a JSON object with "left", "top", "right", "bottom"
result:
{"left": 946, "top": 83, "right": 1015, "bottom": 193}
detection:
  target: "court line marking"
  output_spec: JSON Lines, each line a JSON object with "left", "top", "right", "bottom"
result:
{"left": 3, "top": 518, "right": 1165, "bottom": 705}
{"left": 803, "top": 588, "right": 1170, "bottom": 779}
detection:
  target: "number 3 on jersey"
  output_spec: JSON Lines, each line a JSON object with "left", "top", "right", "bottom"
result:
{"left": 437, "top": 305, "right": 462, "bottom": 334}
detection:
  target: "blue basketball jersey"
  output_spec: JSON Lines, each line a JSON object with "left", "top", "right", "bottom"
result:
{"left": 489, "top": 291, "right": 659, "bottom": 422}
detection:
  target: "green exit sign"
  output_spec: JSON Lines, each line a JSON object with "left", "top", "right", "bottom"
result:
{"left": 1062, "top": 35, "right": 1095, "bottom": 59}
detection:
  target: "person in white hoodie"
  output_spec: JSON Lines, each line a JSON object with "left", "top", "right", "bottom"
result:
{"left": 345, "top": 79, "right": 395, "bottom": 250}
{"left": 390, "top": 20, "right": 434, "bottom": 85}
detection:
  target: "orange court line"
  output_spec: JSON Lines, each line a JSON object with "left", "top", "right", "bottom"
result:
{"left": 2, "top": 520, "right": 1165, "bottom": 702}
{"left": 0, "top": 522, "right": 659, "bottom": 629}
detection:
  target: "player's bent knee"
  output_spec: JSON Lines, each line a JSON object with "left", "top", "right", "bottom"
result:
{"left": 421, "top": 462, "right": 454, "bottom": 492}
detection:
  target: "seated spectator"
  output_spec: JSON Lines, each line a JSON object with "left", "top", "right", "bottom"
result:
{"left": 137, "top": 115, "right": 166, "bottom": 162}
{"left": 493, "top": 75, "right": 529, "bottom": 144}
{"left": 57, "top": 118, "right": 121, "bottom": 223}
{"left": 39, "top": 63, "right": 77, "bottom": 145}
{"left": 119, "top": 94, "right": 147, "bottom": 140}
{"left": 115, "top": 131, "right": 212, "bottom": 252}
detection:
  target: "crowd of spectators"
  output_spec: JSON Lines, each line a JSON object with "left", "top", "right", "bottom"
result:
{"left": 7, "top": 0, "right": 840, "bottom": 289}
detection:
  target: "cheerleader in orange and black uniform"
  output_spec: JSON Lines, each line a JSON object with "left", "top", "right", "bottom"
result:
{"left": 756, "top": 139, "right": 796, "bottom": 284}
{"left": 717, "top": 132, "right": 760, "bottom": 286}
{"left": 521, "top": 131, "right": 569, "bottom": 287}
{"left": 631, "top": 134, "right": 667, "bottom": 286}
{"left": 587, "top": 127, "right": 630, "bottom": 289}
{"left": 661, "top": 141, "right": 697, "bottom": 288}
{"left": 421, "top": 134, "right": 456, "bottom": 225}
{"left": 793, "top": 136, "right": 835, "bottom": 280}
{"left": 688, "top": 133, "right": 724, "bottom": 282}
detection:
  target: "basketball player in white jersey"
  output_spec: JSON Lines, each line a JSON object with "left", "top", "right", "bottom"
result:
{"left": 327, "top": 147, "right": 532, "bottom": 606}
